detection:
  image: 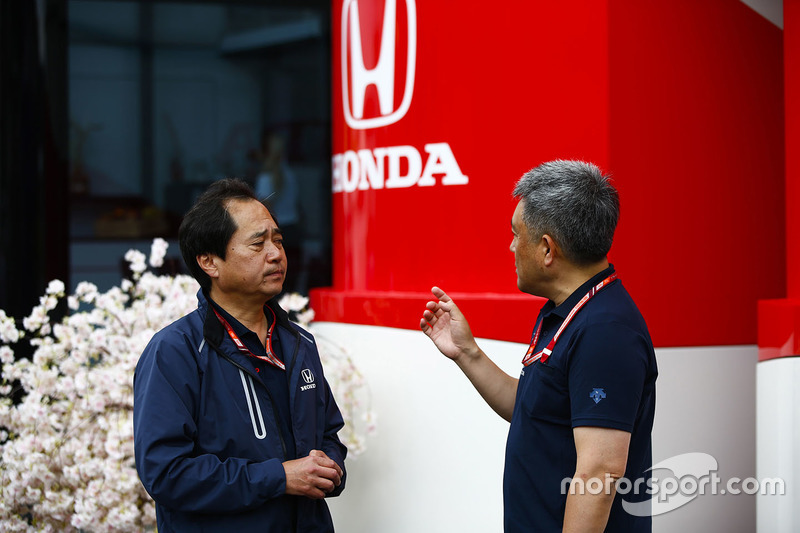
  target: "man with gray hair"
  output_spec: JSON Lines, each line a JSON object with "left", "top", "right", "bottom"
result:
{"left": 420, "top": 160, "right": 657, "bottom": 532}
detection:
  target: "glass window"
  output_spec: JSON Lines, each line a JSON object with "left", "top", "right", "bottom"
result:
{"left": 68, "top": 0, "right": 331, "bottom": 295}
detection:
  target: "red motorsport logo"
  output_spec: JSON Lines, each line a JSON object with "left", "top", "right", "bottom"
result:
{"left": 332, "top": 143, "right": 468, "bottom": 193}
{"left": 560, "top": 452, "right": 786, "bottom": 517}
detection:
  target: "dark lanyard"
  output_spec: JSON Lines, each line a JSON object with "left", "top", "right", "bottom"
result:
{"left": 212, "top": 305, "right": 285, "bottom": 370}
{"left": 522, "top": 273, "right": 617, "bottom": 366}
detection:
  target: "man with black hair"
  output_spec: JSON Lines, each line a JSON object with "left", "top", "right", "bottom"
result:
{"left": 134, "top": 178, "right": 346, "bottom": 532}
{"left": 421, "top": 160, "right": 657, "bottom": 532}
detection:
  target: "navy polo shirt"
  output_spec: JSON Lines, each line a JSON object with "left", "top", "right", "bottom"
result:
{"left": 504, "top": 265, "right": 657, "bottom": 532}
{"left": 209, "top": 299, "right": 296, "bottom": 460}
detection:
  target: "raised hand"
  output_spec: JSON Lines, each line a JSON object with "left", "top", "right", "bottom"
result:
{"left": 420, "top": 286, "right": 479, "bottom": 362}
{"left": 420, "top": 286, "right": 518, "bottom": 421}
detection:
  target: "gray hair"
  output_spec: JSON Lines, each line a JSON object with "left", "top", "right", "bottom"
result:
{"left": 512, "top": 160, "right": 619, "bottom": 265}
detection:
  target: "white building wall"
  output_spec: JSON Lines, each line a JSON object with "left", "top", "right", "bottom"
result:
{"left": 757, "top": 358, "right": 800, "bottom": 532}
{"left": 316, "top": 322, "right": 759, "bottom": 533}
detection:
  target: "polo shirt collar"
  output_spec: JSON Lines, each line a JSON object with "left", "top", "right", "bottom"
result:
{"left": 548, "top": 263, "right": 617, "bottom": 319}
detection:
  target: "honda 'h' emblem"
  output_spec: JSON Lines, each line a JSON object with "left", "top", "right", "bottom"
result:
{"left": 342, "top": 0, "right": 417, "bottom": 129}
{"left": 302, "top": 369, "right": 315, "bottom": 384}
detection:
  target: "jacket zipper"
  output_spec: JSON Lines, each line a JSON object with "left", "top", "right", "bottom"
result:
{"left": 214, "top": 347, "right": 291, "bottom": 460}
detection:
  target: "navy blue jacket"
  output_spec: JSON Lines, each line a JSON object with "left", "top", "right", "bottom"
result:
{"left": 134, "top": 290, "right": 347, "bottom": 532}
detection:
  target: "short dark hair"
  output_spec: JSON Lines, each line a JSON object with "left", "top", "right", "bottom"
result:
{"left": 513, "top": 160, "right": 619, "bottom": 265}
{"left": 179, "top": 178, "right": 274, "bottom": 292}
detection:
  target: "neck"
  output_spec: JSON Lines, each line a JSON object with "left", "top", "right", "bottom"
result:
{"left": 209, "top": 289, "right": 269, "bottom": 337}
{"left": 548, "top": 259, "right": 610, "bottom": 306}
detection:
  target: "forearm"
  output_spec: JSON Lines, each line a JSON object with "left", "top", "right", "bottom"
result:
{"left": 563, "top": 480, "right": 615, "bottom": 532}
{"left": 137, "top": 450, "right": 286, "bottom": 512}
{"left": 455, "top": 346, "right": 518, "bottom": 422}
{"left": 320, "top": 428, "right": 347, "bottom": 497}
{"left": 320, "top": 377, "right": 348, "bottom": 496}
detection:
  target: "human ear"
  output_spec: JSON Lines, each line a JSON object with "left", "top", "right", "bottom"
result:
{"left": 197, "top": 253, "right": 220, "bottom": 279}
{"left": 541, "top": 234, "right": 557, "bottom": 266}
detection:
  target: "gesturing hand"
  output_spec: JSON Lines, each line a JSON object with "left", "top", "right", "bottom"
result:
{"left": 419, "top": 286, "right": 478, "bottom": 362}
{"left": 283, "top": 450, "right": 343, "bottom": 499}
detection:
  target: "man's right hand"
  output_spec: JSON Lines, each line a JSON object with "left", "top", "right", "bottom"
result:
{"left": 283, "top": 450, "right": 343, "bottom": 499}
{"left": 419, "top": 286, "right": 479, "bottom": 362}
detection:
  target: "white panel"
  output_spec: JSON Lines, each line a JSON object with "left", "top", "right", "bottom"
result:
{"left": 651, "top": 346, "right": 757, "bottom": 533}
{"left": 318, "top": 322, "right": 512, "bottom": 533}
{"left": 756, "top": 358, "right": 799, "bottom": 532}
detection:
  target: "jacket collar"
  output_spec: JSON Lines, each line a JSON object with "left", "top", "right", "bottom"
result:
{"left": 198, "top": 289, "right": 299, "bottom": 353}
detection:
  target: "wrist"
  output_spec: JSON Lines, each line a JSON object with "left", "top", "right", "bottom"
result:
{"left": 455, "top": 344, "right": 482, "bottom": 366}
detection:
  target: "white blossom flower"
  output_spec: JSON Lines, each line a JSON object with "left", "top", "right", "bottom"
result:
{"left": 46, "top": 280, "right": 65, "bottom": 297}
{"left": 22, "top": 305, "right": 49, "bottom": 333}
{"left": 279, "top": 293, "right": 309, "bottom": 312}
{"left": 124, "top": 249, "right": 147, "bottom": 276}
{"left": 295, "top": 308, "right": 315, "bottom": 327}
{"left": 0, "top": 310, "right": 19, "bottom": 344}
{"left": 74, "top": 281, "right": 99, "bottom": 303}
{"left": 149, "top": 237, "right": 169, "bottom": 268}
{"left": 39, "top": 295, "right": 59, "bottom": 312}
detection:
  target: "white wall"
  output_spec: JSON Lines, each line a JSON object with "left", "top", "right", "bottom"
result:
{"left": 757, "top": 358, "right": 799, "bottom": 532}
{"left": 315, "top": 323, "right": 759, "bottom": 533}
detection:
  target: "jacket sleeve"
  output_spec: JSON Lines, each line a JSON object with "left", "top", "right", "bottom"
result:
{"left": 133, "top": 332, "right": 286, "bottom": 513}
{"left": 320, "top": 372, "right": 348, "bottom": 498}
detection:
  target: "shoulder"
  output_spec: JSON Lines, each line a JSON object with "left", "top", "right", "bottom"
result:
{"left": 289, "top": 321, "right": 316, "bottom": 346}
{"left": 139, "top": 309, "right": 206, "bottom": 369}
{"left": 565, "top": 287, "right": 655, "bottom": 364}
{"left": 149, "top": 309, "right": 203, "bottom": 345}
{"left": 578, "top": 281, "right": 650, "bottom": 334}
{"left": 269, "top": 298, "right": 317, "bottom": 347}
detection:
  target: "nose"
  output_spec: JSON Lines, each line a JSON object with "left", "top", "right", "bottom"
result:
{"left": 265, "top": 241, "right": 283, "bottom": 262}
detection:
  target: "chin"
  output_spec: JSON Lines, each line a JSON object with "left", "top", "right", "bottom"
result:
{"left": 262, "top": 282, "right": 284, "bottom": 298}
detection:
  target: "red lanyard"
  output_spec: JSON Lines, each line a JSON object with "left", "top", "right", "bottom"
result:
{"left": 212, "top": 305, "right": 285, "bottom": 370}
{"left": 522, "top": 273, "right": 617, "bottom": 367}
